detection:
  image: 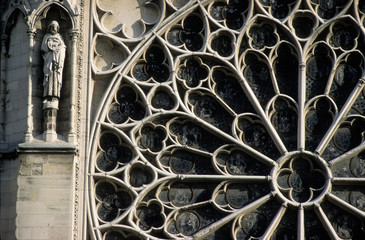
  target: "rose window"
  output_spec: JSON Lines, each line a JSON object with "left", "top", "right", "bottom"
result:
{"left": 89, "top": 0, "right": 365, "bottom": 239}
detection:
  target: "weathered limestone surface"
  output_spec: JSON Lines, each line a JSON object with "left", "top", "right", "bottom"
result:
{"left": 0, "top": 159, "right": 19, "bottom": 240}
{"left": 5, "top": 14, "right": 29, "bottom": 147}
{"left": 15, "top": 153, "right": 75, "bottom": 240}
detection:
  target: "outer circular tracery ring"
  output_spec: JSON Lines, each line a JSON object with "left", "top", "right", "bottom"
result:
{"left": 89, "top": 0, "right": 365, "bottom": 239}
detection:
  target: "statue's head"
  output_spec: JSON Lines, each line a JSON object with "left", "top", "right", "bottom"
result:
{"left": 48, "top": 21, "right": 59, "bottom": 34}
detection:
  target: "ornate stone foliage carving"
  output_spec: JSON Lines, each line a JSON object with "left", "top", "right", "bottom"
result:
{"left": 89, "top": 0, "right": 365, "bottom": 239}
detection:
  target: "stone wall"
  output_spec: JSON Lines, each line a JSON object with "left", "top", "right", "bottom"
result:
{"left": 1, "top": 11, "right": 29, "bottom": 240}
{"left": 5, "top": 13, "right": 29, "bottom": 148}
{"left": 15, "top": 152, "right": 75, "bottom": 240}
{"left": 1, "top": 0, "right": 87, "bottom": 239}
{"left": 0, "top": 158, "right": 19, "bottom": 240}
{"left": 1, "top": 154, "right": 75, "bottom": 240}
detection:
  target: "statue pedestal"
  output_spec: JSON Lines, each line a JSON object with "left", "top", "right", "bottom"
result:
{"left": 67, "top": 133, "right": 76, "bottom": 144}
{"left": 42, "top": 99, "right": 59, "bottom": 142}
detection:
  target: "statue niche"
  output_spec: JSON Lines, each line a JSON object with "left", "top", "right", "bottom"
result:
{"left": 41, "top": 20, "right": 66, "bottom": 141}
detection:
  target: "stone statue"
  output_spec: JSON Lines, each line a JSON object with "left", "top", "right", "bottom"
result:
{"left": 41, "top": 21, "right": 66, "bottom": 99}
{"left": 41, "top": 21, "right": 66, "bottom": 141}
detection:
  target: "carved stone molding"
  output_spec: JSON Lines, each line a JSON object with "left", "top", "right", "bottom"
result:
{"left": 17, "top": 141, "right": 77, "bottom": 154}
{"left": 72, "top": 0, "right": 84, "bottom": 239}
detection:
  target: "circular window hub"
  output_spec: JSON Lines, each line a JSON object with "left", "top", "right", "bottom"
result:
{"left": 271, "top": 151, "right": 332, "bottom": 208}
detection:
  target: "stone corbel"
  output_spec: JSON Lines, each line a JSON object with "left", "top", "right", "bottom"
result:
{"left": 67, "top": 28, "right": 79, "bottom": 144}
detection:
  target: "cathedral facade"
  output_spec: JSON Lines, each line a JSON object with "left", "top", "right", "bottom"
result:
{"left": 1, "top": 0, "right": 365, "bottom": 239}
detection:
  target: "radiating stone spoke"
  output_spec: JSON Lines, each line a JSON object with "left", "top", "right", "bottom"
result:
{"left": 329, "top": 143, "right": 365, "bottom": 166}
{"left": 171, "top": 113, "right": 278, "bottom": 166}
{"left": 327, "top": 193, "right": 365, "bottom": 219}
{"left": 316, "top": 79, "right": 365, "bottom": 154}
{"left": 314, "top": 205, "right": 342, "bottom": 240}
{"left": 239, "top": 73, "right": 288, "bottom": 155}
{"left": 332, "top": 177, "right": 365, "bottom": 185}
{"left": 173, "top": 174, "right": 270, "bottom": 182}
{"left": 260, "top": 204, "right": 287, "bottom": 239}
{"left": 297, "top": 205, "right": 305, "bottom": 240}
{"left": 191, "top": 193, "right": 273, "bottom": 239}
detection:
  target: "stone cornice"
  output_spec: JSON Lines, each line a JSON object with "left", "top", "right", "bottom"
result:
{"left": 17, "top": 141, "right": 77, "bottom": 154}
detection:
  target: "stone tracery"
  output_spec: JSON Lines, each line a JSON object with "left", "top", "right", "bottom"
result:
{"left": 89, "top": 0, "right": 365, "bottom": 239}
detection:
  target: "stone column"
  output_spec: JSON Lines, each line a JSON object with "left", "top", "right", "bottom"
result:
{"left": 67, "top": 29, "right": 79, "bottom": 143}
{"left": 0, "top": 34, "right": 7, "bottom": 148}
{"left": 25, "top": 29, "right": 36, "bottom": 142}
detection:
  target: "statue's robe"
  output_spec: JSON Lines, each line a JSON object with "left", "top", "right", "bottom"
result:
{"left": 41, "top": 32, "right": 66, "bottom": 98}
